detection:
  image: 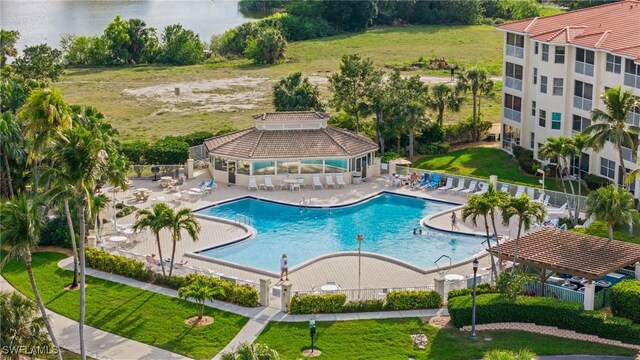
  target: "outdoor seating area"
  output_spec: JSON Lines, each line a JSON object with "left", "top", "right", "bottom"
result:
{"left": 246, "top": 173, "right": 350, "bottom": 192}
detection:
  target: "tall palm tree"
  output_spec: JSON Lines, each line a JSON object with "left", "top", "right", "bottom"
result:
{"left": 426, "top": 84, "right": 463, "bottom": 127}
{"left": 500, "top": 194, "right": 546, "bottom": 271}
{"left": 585, "top": 184, "right": 640, "bottom": 240}
{"left": 0, "top": 112, "right": 25, "bottom": 198}
{"left": 462, "top": 193, "right": 498, "bottom": 282}
{"left": 456, "top": 69, "right": 491, "bottom": 141}
{"left": 1, "top": 291, "right": 53, "bottom": 360}
{"left": 0, "top": 195, "right": 63, "bottom": 360}
{"left": 133, "top": 203, "right": 172, "bottom": 276}
{"left": 483, "top": 183, "right": 510, "bottom": 272}
{"left": 570, "top": 133, "right": 592, "bottom": 223}
{"left": 167, "top": 207, "right": 201, "bottom": 277}
{"left": 404, "top": 101, "right": 428, "bottom": 163}
{"left": 583, "top": 86, "right": 640, "bottom": 186}
{"left": 538, "top": 136, "right": 577, "bottom": 219}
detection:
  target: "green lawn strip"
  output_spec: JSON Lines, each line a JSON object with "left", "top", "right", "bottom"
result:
{"left": 256, "top": 318, "right": 637, "bottom": 360}
{"left": 414, "top": 147, "right": 585, "bottom": 193}
{"left": 1, "top": 252, "right": 248, "bottom": 360}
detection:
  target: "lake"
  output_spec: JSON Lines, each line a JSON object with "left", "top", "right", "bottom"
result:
{"left": 0, "top": 0, "right": 260, "bottom": 51}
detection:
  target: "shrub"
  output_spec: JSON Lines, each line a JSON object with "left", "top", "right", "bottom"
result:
{"left": 39, "top": 216, "right": 72, "bottom": 248}
{"left": 611, "top": 280, "right": 640, "bottom": 323}
{"left": 448, "top": 294, "right": 640, "bottom": 344}
{"left": 170, "top": 131, "right": 215, "bottom": 146}
{"left": 417, "top": 121, "right": 446, "bottom": 144}
{"left": 447, "top": 283, "right": 498, "bottom": 300}
{"left": 278, "top": 14, "right": 337, "bottom": 41}
{"left": 385, "top": 290, "right": 441, "bottom": 311}
{"left": 572, "top": 221, "right": 640, "bottom": 243}
{"left": 85, "top": 248, "right": 153, "bottom": 281}
{"left": 445, "top": 117, "right": 492, "bottom": 144}
{"left": 342, "top": 299, "right": 385, "bottom": 313}
{"left": 380, "top": 151, "right": 402, "bottom": 163}
{"left": 121, "top": 141, "right": 150, "bottom": 164}
{"left": 417, "top": 142, "right": 449, "bottom": 155}
{"left": 145, "top": 138, "right": 189, "bottom": 165}
{"left": 496, "top": 271, "right": 536, "bottom": 301}
{"left": 585, "top": 174, "right": 611, "bottom": 191}
{"left": 289, "top": 293, "right": 347, "bottom": 314}
{"left": 244, "top": 27, "right": 287, "bottom": 65}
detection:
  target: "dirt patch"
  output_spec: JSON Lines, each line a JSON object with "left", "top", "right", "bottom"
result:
{"left": 64, "top": 282, "right": 88, "bottom": 291}
{"left": 35, "top": 246, "right": 73, "bottom": 256}
{"left": 184, "top": 315, "right": 214, "bottom": 327}
{"left": 422, "top": 315, "right": 453, "bottom": 329}
{"left": 302, "top": 349, "right": 322, "bottom": 357}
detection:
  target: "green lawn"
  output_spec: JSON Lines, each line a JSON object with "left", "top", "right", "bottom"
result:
{"left": 256, "top": 318, "right": 637, "bottom": 360}
{"left": 414, "top": 147, "right": 583, "bottom": 193}
{"left": 1, "top": 252, "right": 248, "bottom": 360}
{"left": 57, "top": 25, "right": 503, "bottom": 142}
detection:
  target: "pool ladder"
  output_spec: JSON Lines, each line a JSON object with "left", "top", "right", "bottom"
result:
{"left": 235, "top": 214, "right": 251, "bottom": 226}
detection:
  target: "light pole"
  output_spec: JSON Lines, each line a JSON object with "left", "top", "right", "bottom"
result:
{"left": 537, "top": 168, "right": 545, "bottom": 194}
{"left": 471, "top": 258, "right": 479, "bottom": 340}
{"left": 309, "top": 318, "right": 316, "bottom": 354}
{"left": 357, "top": 234, "right": 364, "bottom": 299}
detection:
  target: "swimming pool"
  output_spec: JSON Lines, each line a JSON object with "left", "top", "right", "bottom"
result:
{"left": 197, "top": 193, "right": 484, "bottom": 273}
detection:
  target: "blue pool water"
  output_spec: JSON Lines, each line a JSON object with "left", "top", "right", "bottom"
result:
{"left": 197, "top": 193, "right": 484, "bottom": 272}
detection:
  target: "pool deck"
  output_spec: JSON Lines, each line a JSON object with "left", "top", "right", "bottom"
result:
{"left": 100, "top": 173, "right": 524, "bottom": 291}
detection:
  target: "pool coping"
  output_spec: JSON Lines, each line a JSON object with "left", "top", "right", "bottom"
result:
{"left": 186, "top": 190, "right": 491, "bottom": 277}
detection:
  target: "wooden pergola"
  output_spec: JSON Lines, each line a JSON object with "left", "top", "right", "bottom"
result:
{"left": 489, "top": 228, "right": 640, "bottom": 309}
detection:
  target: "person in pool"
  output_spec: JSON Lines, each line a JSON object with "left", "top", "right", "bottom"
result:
{"left": 280, "top": 254, "right": 289, "bottom": 281}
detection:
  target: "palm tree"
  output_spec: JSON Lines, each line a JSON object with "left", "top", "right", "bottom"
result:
{"left": 538, "top": 136, "right": 577, "bottom": 219}
{"left": 167, "top": 207, "right": 201, "bottom": 277}
{"left": 178, "top": 280, "right": 223, "bottom": 321}
{"left": 583, "top": 86, "right": 640, "bottom": 186}
{"left": 0, "top": 195, "right": 63, "bottom": 360}
{"left": 462, "top": 193, "right": 498, "bottom": 282}
{"left": 0, "top": 112, "right": 25, "bottom": 198}
{"left": 133, "top": 203, "right": 172, "bottom": 276}
{"left": 1, "top": 291, "right": 53, "bottom": 360}
{"left": 585, "top": 184, "right": 640, "bottom": 240}
{"left": 456, "top": 69, "right": 492, "bottom": 141}
{"left": 501, "top": 194, "right": 546, "bottom": 271}
{"left": 483, "top": 183, "right": 510, "bottom": 272}
{"left": 404, "top": 101, "right": 428, "bottom": 163}
{"left": 570, "top": 133, "right": 592, "bottom": 223}
{"left": 426, "top": 84, "right": 463, "bottom": 127}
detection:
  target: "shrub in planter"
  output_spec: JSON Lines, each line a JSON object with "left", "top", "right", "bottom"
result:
{"left": 385, "top": 290, "right": 441, "bottom": 310}
{"left": 447, "top": 283, "right": 497, "bottom": 300}
{"left": 611, "top": 280, "right": 640, "bottom": 323}
{"left": 85, "top": 248, "right": 153, "bottom": 282}
{"left": 289, "top": 293, "right": 347, "bottom": 314}
{"left": 511, "top": 145, "right": 524, "bottom": 160}
{"left": 342, "top": 299, "right": 385, "bottom": 313}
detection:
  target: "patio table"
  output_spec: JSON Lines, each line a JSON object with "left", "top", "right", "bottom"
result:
{"left": 283, "top": 178, "right": 297, "bottom": 191}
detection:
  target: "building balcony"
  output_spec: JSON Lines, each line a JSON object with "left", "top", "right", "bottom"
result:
{"left": 624, "top": 73, "right": 640, "bottom": 89}
{"left": 504, "top": 76, "right": 523, "bottom": 91}
{"left": 573, "top": 96, "right": 592, "bottom": 112}
{"left": 575, "top": 61, "right": 594, "bottom": 77}
{"left": 506, "top": 45, "right": 524, "bottom": 59}
{"left": 504, "top": 108, "right": 521, "bottom": 123}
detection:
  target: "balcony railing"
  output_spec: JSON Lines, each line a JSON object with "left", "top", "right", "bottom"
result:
{"left": 575, "top": 61, "right": 594, "bottom": 76}
{"left": 623, "top": 147, "right": 638, "bottom": 163}
{"left": 627, "top": 112, "right": 640, "bottom": 126}
{"left": 504, "top": 108, "right": 521, "bottom": 123}
{"left": 624, "top": 73, "right": 640, "bottom": 89}
{"left": 506, "top": 45, "right": 524, "bottom": 59}
{"left": 504, "top": 76, "right": 523, "bottom": 91}
{"left": 573, "top": 96, "right": 592, "bottom": 111}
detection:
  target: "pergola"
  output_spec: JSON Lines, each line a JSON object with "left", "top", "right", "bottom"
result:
{"left": 489, "top": 228, "right": 640, "bottom": 310}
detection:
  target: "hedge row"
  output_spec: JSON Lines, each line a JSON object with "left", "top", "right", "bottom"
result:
{"left": 85, "top": 248, "right": 259, "bottom": 307}
{"left": 447, "top": 283, "right": 499, "bottom": 300}
{"left": 289, "top": 290, "right": 441, "bottom": 314}
{"left": 448, "top": 294, "right": 640, "bottom": 345}
{"left": 610, "top": 280, "right": 640, "bottom": 323}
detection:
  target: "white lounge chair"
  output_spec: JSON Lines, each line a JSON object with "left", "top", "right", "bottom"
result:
{"left": 264, "top": 175, "right": 275, "bottom": 191}
{"left": 336, "top": 173, "right": 347, "bottom": 188}
{"left": 527, "top": 187, "right": 536, "bottom": 198}
{"left": 438, "top": 177, "right": 454, "bottom": 191}
{"left": 533, "top": 192, "right": 546, "bottom": 203}
{"left": 325, "top": 174, "right": 336, "bottom": 188}
{"left": 450, "top": 178, "right": 466, "bottom": 192}
{"left": 248, "top": 176, "right": 259, "bottom": 191}
{"left": 474, "top": 182, "right": 488, "bottom": 195}
{"left": 514, "top": 185, "right": 525, "bottom": 198}
{"left": 546, "top": 203, "right": 568, "bottom": 216}
{"left": 499, "top": 184, "right": 509, "bottom": 193}
{"left": 312, "top": 175, "right": 323, "bottom": 189}
{"left": 460, "top": 180, "right": 477, "bottom": 194}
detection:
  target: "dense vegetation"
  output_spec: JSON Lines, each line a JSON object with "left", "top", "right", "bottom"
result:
{"left": 610, "top": 280, "right": 640, "bottom": 323}
{"left": 288, "top": 290, "right": 441, "bottom": 314}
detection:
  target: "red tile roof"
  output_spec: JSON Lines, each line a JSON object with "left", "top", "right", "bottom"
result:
{"left": 252, "top": 111, "right": 330, "bottom": 122}
{"left": 497, "top": 0, "right": 640, "bottom": 61}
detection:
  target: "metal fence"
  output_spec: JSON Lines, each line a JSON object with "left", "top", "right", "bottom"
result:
{"left": 129, "top": 165, "right": 184, "bottom": 180}
{"left": 294, "top": 285, "right": 435, "bottom": 302}
{"left": 393, "top": 165, "right": 587, "bottom": 212}
{"left": 190, "top": 144, "right": 208, "bottom": 161}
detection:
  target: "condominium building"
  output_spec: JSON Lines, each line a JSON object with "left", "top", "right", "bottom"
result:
{"left": 496, "top": 0, "right": 640, "bottom": 198}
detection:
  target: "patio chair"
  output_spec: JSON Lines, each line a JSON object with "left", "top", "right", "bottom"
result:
{"left": 264, "top": 175, "right": 275, "bottom": 191}
{"left": 533, "top": 192, "right": 546, "bottom": 203}
{"left": 201, "top": 178, "right": 216, "bottom": 193}
{"left": 460, "top": 180, "right": 477, "bottom": 194}
{"left": 527, "top": 187, "right": 536, "bottom": 199}
{"left": 336, "top": 173, "right": 347, "bottom": 188}
{"left": 474, "top": 182, "right": 488, "bottom": 195}
{"left": 450, "top": 178, "right": 466, "bottom": 192}
{"left": 248, "top": 176, "right": 259, "bottom": 191}
{"left": 418, "top": 173, "right": 429, "bottom": 188}
{"left": 514, "top": 185, "right": 525, "bottom": 197}
{"left": 438, "top": 177, "right": 454, "bottom": 191}
{"left": 312, "top": 175, "right": 323, "bottom": 189}
{"left": 546, "top": 203, "right": 568, "bottom": 216}
{"left": 325, "top": 174, "right": 336, "bottom": 188}
{"left": 166, "top": 178, "right": 184, "bottom": 193}
{"left": 499, "top": 184, "right": 509, "bottom": 193}
{"left": 428, "top": 174, "right": 441, "bottom": 189}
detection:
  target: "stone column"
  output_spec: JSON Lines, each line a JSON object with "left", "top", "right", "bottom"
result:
{"left": 388, "top": 163, "right": 397, "bottom": 175}
{"left": 280, "top": 280, "right": 293, "bottom": 313}
{"left": 635, "top": 262, "right": 640, "bottom": 280}
{"left": 489, "top": 175, "right": 498, "bottom": 189}
{"left": 583, "top": 281, "right": 595, "bottom": 311}
{"left": 434, "top": 278, "right": 446, "bottom": 301}
{"left": 187, "top": 159, "right": 194, "bottom": 179}
{"left": 260, "top": 279, "right": 271, "bottom": 307}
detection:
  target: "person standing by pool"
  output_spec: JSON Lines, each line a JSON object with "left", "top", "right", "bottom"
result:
{"left": 280, "top": 254, "right": 289, "bottom": 281}
{"left": 451, "top": 212, "right": 459, "bottom": 231}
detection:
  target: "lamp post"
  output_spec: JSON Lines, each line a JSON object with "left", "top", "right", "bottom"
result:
{"left": 537, "top": 168, "right": 545, "bottom": 193}
{"left": 471, "top": 258, "right": 479, "bottom": 340}
{"left": 309, "top": 318, "right": 316, "bottom": 353}
{"left": 356, "top": 234, "right": 364, "bottom": 299}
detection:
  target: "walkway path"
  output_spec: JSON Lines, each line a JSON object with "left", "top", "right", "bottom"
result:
{"left": 0, "top": 275, "right": 189, "bottom": 360}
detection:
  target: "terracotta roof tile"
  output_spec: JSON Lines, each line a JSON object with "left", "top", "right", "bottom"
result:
{"left": 252, "top": 111, "right": 330, "bottom": 122}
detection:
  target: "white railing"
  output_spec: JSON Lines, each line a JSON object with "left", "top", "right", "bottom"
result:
{"left": 504, "top": 108, "right": 522, "bottom": 123}
{"left": 627, "top": 111, "right": 640, "bottom": 127}
{"left": 294, "top": 285, "right": 436, "bottom": 302}
{"left": 624, "top": 73, "right": 640, "bottom": 89}
{"left": 575, "top": 61, "right": 594, "bottom": 76}
{"left": 506, "top": 45, "right": 524, "bottom": 59}
{"left": 504, "top": 76, "right": 523, "bottom": 91}
{"left": 573, "top": 96, "right": 592, "bottom": 111}
{"left": 189, "top": 144, "right": 208, "bottom": 160}
{"left": 523, "top": 282, "right": 585, "bottom": 304}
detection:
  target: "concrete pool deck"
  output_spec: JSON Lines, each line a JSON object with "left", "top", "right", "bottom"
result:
{"left": 99, "top": 174, "right": 523, "bottom": 291}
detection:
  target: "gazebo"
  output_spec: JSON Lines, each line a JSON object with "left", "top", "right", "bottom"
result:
{"left": 489, "top": 228, "right": 640, "bottom": 310}
{"left": 204, "top": 111, "right": 379, "bottom": 187}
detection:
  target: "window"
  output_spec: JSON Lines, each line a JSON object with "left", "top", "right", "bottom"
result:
{"left": 503, "top": 93, "right": 522, "bottom": 122}
{"left": 606, "top": 53, "right": 622, "bottom": 74}
{"left": 252, "top": 161, "right": 275, "bottom": 175}
{"left": 540, "top": 76, "right": 548, "bottom": 93}
{"left": 539, "top": 109, "right": 547, "bottom": 127}
{"left": 542, "top": 44, "right": 549, "bottom": 62}
{"left": 506, "top": 33, "right": 524, "bottom": 58}
{"left": 325, "top": 159, "right": 348, "bottom": 172}
{"left": 502, "top": 124, "right": 521, "bottom": 150}
{"left": 300, "top": 160, "right": 324, "bottom": 174}
{"left": 624, "top": 58, "right": 640, "bottom": 89}
{"left": 553, "top": 78, "right": 563, "bottom": 96}
{"left": 572, "top": 114, "right": 591, "bottom": 133}
{"left": 214, "top": 157, "right": 228, "bottom": 171}
{"left": 237, "top": 160, "right": 250, "bottom": 175}
{"left": 530, "top": 132, "right": 535, "bottom": 149}
{"left": 276, "top": 161, "right": 299, "bottom": 174}
{"left": 622, "top": 146, "right": 638, "bottom": 163}
{"left": 531, "top": 101, "right": 536, "bottom": 117}
{"left": 627, "top": 105, "right": 640, "bottom": 126}
{"left": 534, "top": 42, "right": 539, "bottom": 54}
{"left": 600, "top": 157, "right": 616, "bottom": 179}
{"left": 504, "top": 62, "right": 523, "bottom": 90}
{"left": 575, "top": 48, "right": 595, "bottom": 76}
{"left": 574, "top": 80, "right": 593, "bottom": 111}
{"left": 551, "top": 112, "right": 562, "bottom": 130}
{"left": 554, "top": 46, "right": 565, "bottom": 64}
{"left": 533, "top": 67, "right": 538, "bottom": 85}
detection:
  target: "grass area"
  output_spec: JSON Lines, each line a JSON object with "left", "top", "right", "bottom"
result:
{"left": 414, "top": 147, "right": 584, "bottom": 193}
{"left": 256, "top": 318, "right": 637, "bottom": 359}
{"left": 1, "top": 252, "right": 248, "bottom": 360}
{"left": 573, "top": 220, "right": 640, "bottom": 243}
{"left": 57, "top": 25, "right": 503, "bottom": 142}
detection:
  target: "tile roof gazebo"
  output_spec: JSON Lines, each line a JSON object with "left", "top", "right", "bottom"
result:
{"left": 204, "top": 111, "right": 379, "bottom": 187}
{"left": 489, "top": 228, "right": 640, "bottom": 310}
